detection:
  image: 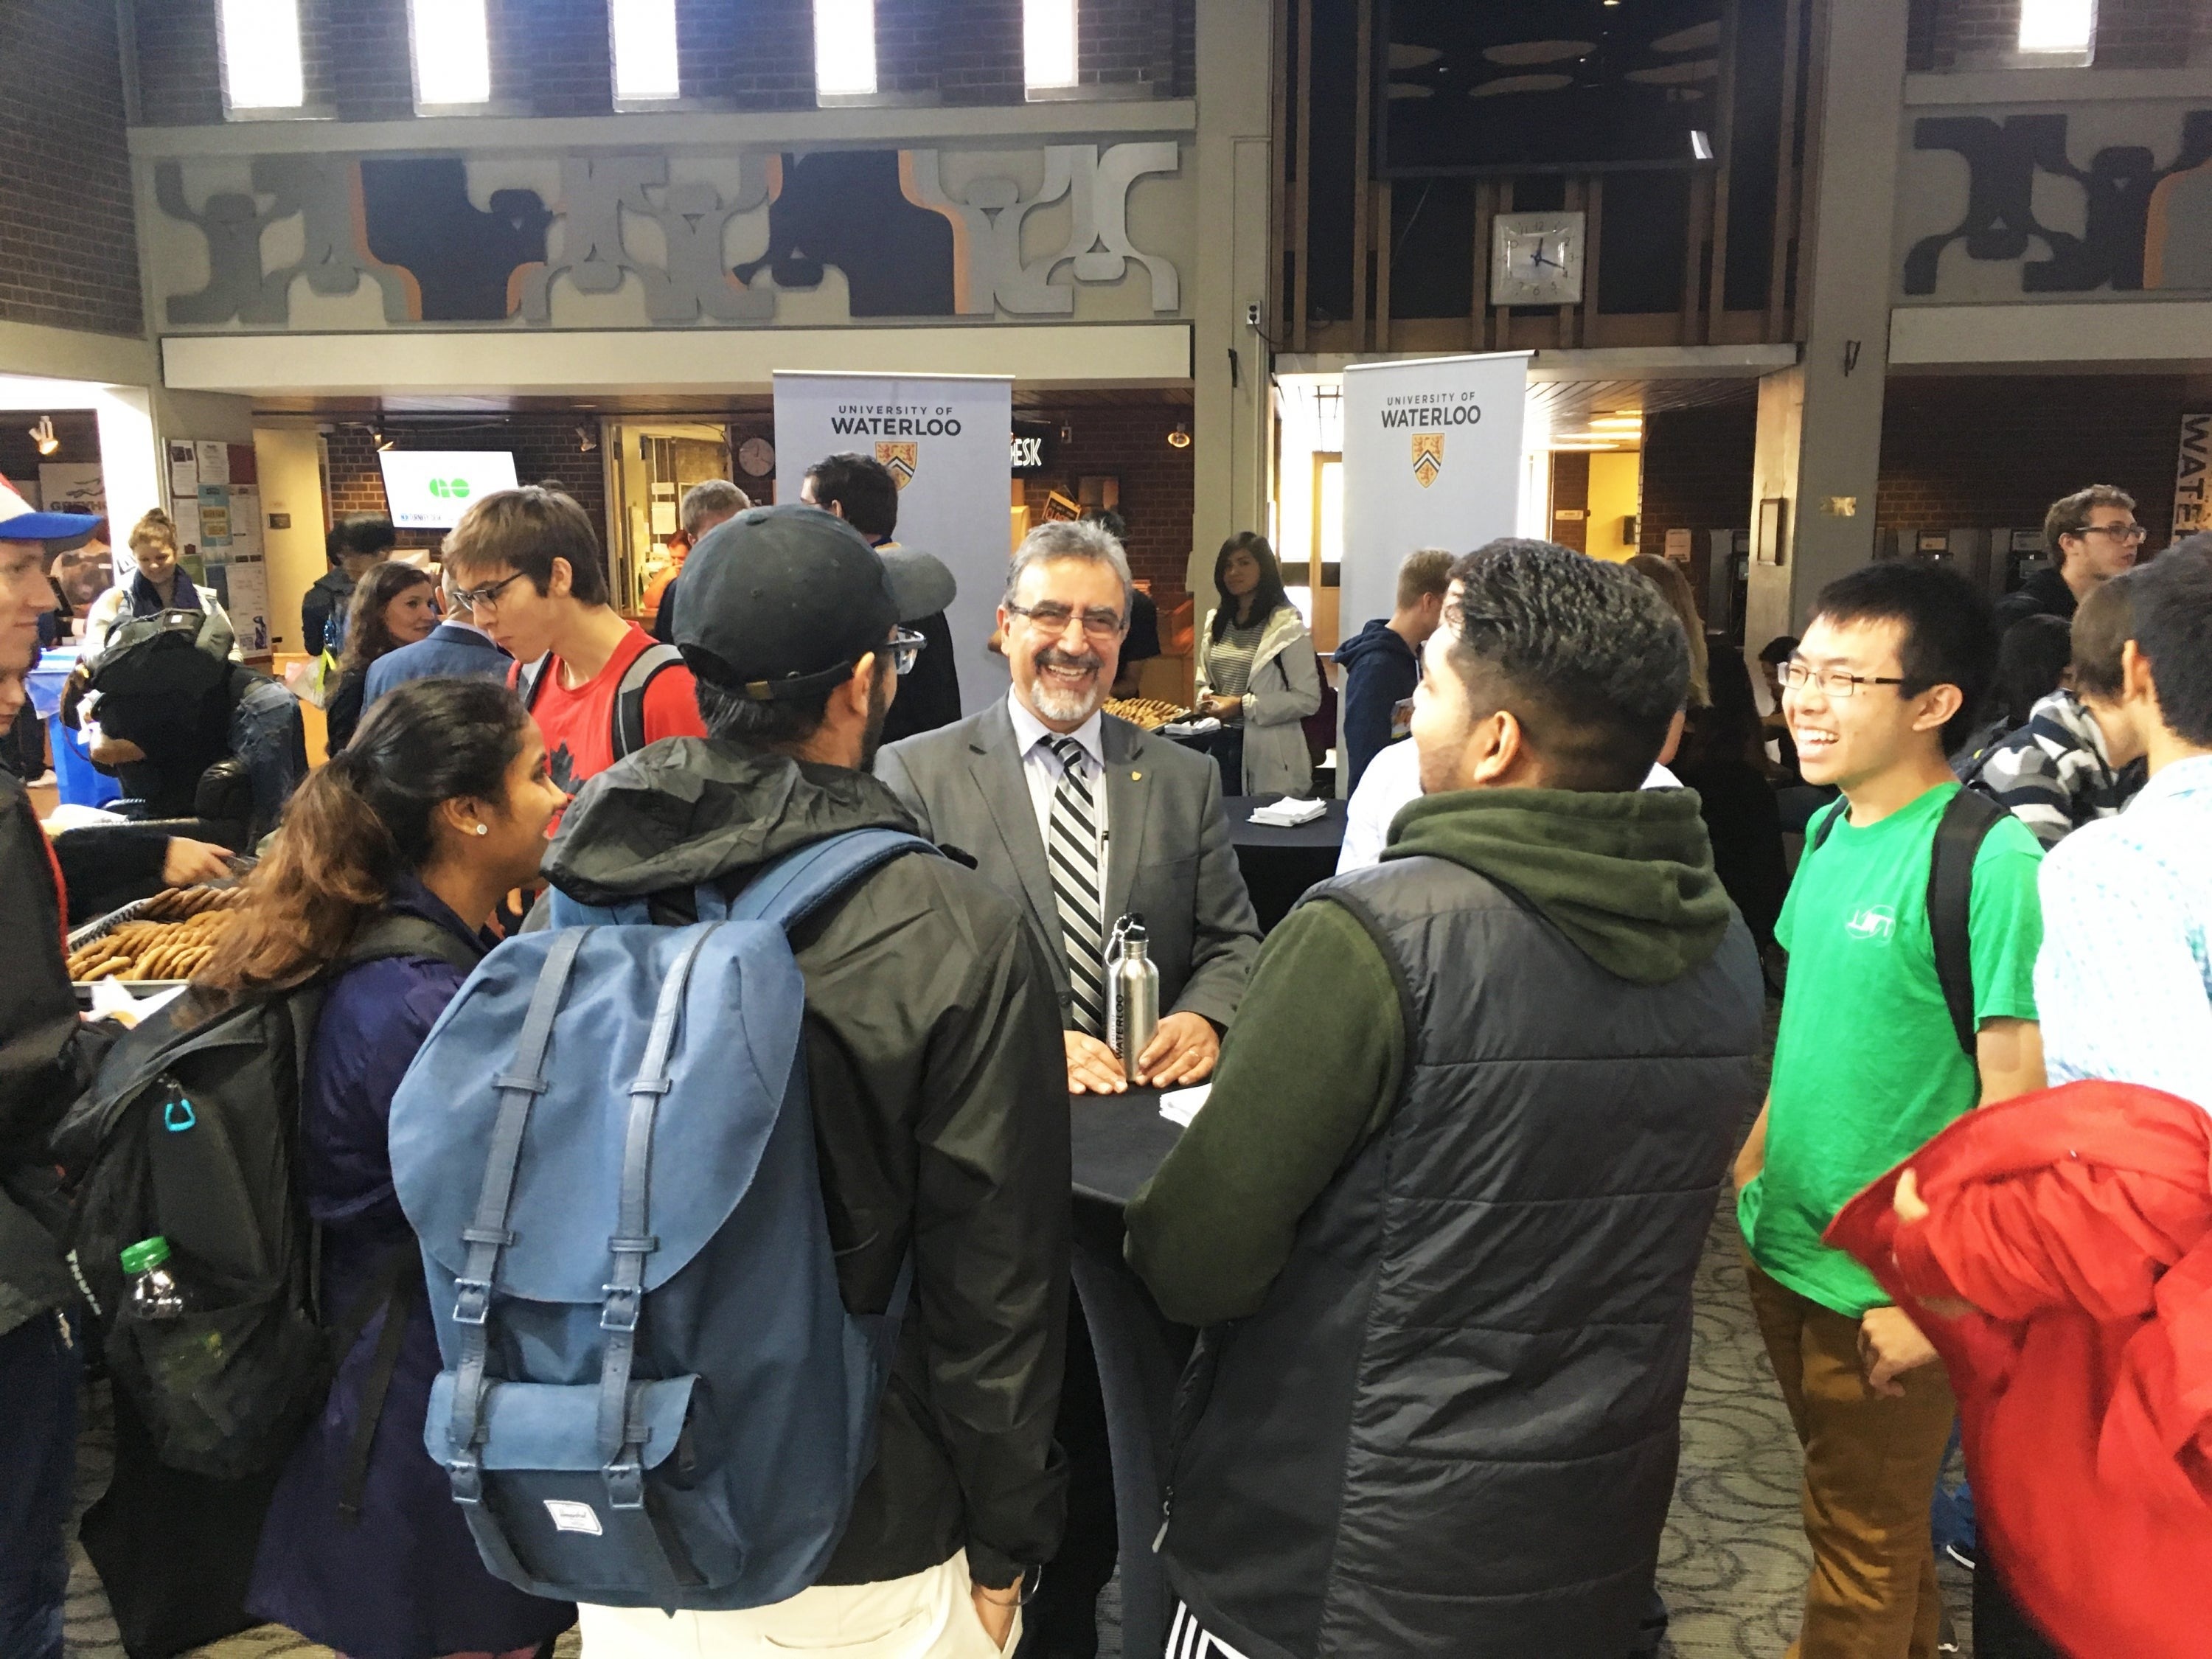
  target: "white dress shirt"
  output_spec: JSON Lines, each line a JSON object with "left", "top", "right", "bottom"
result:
{"left": 1007, "top": 689, "right": 1110, "bottom": 852}
{"left": 1337, "top": 738, "right": 1680, "bottom": 874}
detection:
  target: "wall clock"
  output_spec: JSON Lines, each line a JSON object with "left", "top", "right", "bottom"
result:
{"left": 1490, "top": 212, "right": 1587, "bottom": 307}
{"left": 737, "top": 435, "right": 775, "bottom": 477}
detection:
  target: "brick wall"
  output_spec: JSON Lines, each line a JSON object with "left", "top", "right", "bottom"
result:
{"left": 1016, "top": 402, "right": 1194, "bottom": 607}
{"left": 131, "top": 0, "right": 224, "bottom": 125}
{"left": 1907, "top": 0, "right": 2207, "bottom": 70}
{"left": 323, "top": 419, "right": 611, "bottom": 563}
{"left": 132, "top": 0, "right": 1191, "bottom": 119}
{"left": 705, "top": 0, "right": 814, "bottom": 108}
{"left": 1876, "top": 375, "right": 2194, "bottom": 543}
{"left": 927, "top": 0, "right": 1026, "bottom": 104}
{"left": 1080, "top": 0, "right": 1176, "bottom": 91}
{"left": 1548, "top": 451, "right": 1590, "bottom": 555}
{"left": 1638, "top": 402, "right": 1757, "bottom": 564}
{"left": 1, "top": 0, "right": 145, "bottom": 336}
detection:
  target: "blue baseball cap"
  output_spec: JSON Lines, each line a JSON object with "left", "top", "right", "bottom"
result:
{"left": 0, "top": 479, "right": 99, "bottom": 549}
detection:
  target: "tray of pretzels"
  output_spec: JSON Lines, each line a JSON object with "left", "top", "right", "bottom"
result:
{"left": 1102, "top": 697, "right": 1191, "bottom": 732}
{"left": 66, "top": 885, "right": 248, "bottom": 984}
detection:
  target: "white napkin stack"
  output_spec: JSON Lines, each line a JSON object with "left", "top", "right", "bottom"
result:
{"left": 1159, "top": 1084, "right": 1211, "bottom": 1127}
{"left": 1249, "top": 797, "right": 1328, "bottom": 827}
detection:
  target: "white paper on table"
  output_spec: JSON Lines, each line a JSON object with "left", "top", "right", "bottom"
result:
{"left": 43, "top": 804, "right": 128, "bottom": 833}
{"left": 1159, "top": 1084, "right": 1211, "bottom": 1127}
{"left": 1251, "top": 797, "right": 1327, "bottom": 827}
{"left": 1161, "top": 717, "right": 1222, "bottom": 737}
{"left": 88, "top": 978, "right": 189, "bottom": 1026}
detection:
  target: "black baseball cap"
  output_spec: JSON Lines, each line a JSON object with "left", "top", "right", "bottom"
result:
{"left": 672, "top": 503, "right": 943, "bottom": 700}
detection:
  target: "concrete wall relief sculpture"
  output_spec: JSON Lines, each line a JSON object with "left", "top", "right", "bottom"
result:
{"left": 1902, "top": 109, "right": 2212, "bottom": 296}
{"left": 153, "top": 142, "right": 1186, "bottom": 328}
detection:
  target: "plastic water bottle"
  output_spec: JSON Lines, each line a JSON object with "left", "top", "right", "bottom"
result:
{"left": 119, "top": 1236, "right": 188, "bottom": 1321}
{"left": 1107, "top": 915, "right": 1161, "bottom": 1082}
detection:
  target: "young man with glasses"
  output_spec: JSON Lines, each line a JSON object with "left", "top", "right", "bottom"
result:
{"left": 1994, "top": 484, "right": 2144, "bottom": 633}
{"left": 1737, "top": 562, "right": 2047, "bottom": 1659}
{"left": 439, "top": 483, "right": 705, "bottom": 799}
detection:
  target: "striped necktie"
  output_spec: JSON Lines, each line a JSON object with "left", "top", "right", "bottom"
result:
{"left": 1044, "top": 734, "right": 1108, "bottom": 1037}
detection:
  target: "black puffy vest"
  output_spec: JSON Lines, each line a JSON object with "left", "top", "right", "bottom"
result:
{"left": 1161, "top": 853, "right": 1764, "bottom": 1659}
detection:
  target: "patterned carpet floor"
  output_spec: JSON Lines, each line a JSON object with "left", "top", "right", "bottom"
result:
{"left": 61, "top": 1186, "right": 1977, "bottom": 1659}
{"left": 62, "top": 1000, "right": 1975, "bottom": 1658}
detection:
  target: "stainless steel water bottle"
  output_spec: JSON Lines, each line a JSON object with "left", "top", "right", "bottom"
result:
{"left": 1107, "top": 915, "right": 1161, "bottom": 1081}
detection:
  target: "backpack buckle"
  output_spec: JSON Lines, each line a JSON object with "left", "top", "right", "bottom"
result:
{"left": 599, "top": 1284, "right": 641, "bottom": 1333}
{"left": 452, "top": 1279, "right": 493, "bottom": 1326}
{"left": 448, "top": 1451, "right": 484, "bottom": 1505}
{"left": 603, "top": 1457, "right": 645, "bottom": 1510}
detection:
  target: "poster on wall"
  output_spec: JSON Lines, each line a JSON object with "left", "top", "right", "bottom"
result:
{"left": 223, "top": 557, "right": 272, "bottom": 655}
{"left": 1339, "top": 350, "right": 1531, "bottom": 659}
{"left": 2174, "top": 411, "right": 2211, "bottom": 540}
{"left": 38, "top": 464, "right": 103, "bottom": 518}
{"left": 772, "top": 371, "right": 1015, "bottom": 717}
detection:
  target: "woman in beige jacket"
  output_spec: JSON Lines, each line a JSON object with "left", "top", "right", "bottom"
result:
{"left": 1194, "top": 532, "right": 1322, "bottom": 796}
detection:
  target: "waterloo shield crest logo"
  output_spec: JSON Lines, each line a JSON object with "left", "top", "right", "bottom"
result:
{"left": 875, "top": 442, "right": 919, "bottom": 489}
{"left": 1411, "top": 433, "right": 1444, "bottom": 489}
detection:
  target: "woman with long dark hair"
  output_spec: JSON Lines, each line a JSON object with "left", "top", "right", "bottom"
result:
{"left": 1193, "top": 532, "right": 1321, "bottom": 796}
{"left": 324, "top": 562, "right": 439, "bottom": 757}
{"left": 214, "top": 678, "right": 573, "bottom": 1659}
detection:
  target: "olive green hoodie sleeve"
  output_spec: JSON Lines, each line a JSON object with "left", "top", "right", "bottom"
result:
{"left": 1124, "top": 898, "right": 1404, "bottom": 1326}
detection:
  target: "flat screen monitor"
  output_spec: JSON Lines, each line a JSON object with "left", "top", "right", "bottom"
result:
{"left": 376, "top": 450, "right": 521, "bottom": 531}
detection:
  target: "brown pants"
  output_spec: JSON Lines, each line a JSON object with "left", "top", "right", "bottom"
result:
{"left": 1745, "top": 1254, "right": 1958, "bottom": 1659}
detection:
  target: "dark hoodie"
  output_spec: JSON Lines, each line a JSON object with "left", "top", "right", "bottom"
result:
{"left": 1333, "top": 617, "right": 1420, "bottom": 790}
{"left": 1127, "top": 785, "right": 1739, "bottom": 1326}
{"left": 542, "top": 737, "right": 1071, "bottom": 1590}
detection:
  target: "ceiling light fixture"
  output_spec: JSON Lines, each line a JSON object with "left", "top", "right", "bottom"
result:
{"left": 366, "top": 422, "right": 396, "bottom": 451}
{"left": 576, "top": 421, "right": 599, "bottom": 453}
{"left": 1166, "top": 421, "right": 1192, "bottom": 449}
{"left": 30, "top": 415, "right": 58, "bottom": 456}
{"left": 1590, "top": 414, "right": 1644, "bottom": 430}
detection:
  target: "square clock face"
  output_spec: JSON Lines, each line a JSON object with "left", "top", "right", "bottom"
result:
{"left": 1491, "top": 211, "right": 1587, "bottom": 307}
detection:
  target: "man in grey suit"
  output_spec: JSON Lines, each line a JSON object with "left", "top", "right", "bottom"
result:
{"left": 877, "top": 518, "right": 1260, "bottom": 1095}
{"left": 877, "top": 517, "right": 1259, "bottom": 1659}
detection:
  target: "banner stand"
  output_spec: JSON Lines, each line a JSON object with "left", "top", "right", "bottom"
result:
{"left": 773, "top": 371, "right": 1015, "bottom": 719}
{"left": 1335, "top": 351, "right": 1532, "bottom": 793}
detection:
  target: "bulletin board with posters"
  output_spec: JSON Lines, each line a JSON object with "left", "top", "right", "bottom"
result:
{"left": 166, "top": 439, "right": 271, "bottom": 655}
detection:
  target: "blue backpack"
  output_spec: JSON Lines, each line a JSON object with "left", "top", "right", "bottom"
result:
{"left": 389, "top": 827, "right": 938, "bottom": 1610}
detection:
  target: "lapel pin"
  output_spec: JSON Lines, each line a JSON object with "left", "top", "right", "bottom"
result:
{"left": 1131, "top": 771, "right": 1142, "bottom": 782}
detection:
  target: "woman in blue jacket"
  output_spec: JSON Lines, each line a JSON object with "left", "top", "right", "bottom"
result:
{"left": 193, "top": 678, "right": 568, "bottom": 1659}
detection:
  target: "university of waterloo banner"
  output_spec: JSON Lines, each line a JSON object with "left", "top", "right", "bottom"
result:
{"left": 773, "top": 372, "right": 1015, "bottom": 716}
{"left": 1338, "top": 352, "right": 1530, "bottom": 787}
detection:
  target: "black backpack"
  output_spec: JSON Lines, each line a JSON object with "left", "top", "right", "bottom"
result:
{"left": 52, "top": 914, "right": 481, "bottom": 1493}
{"left": 91, "top": 608, "right": 235, "bottom": 703}
{"left": 515, "top": 641, "right": 685, "bottom": 761}
{"left": 1805, "top": 787, "right": 2008, "bottom": 1056}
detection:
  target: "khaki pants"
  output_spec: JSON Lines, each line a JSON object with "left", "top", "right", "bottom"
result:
{"left": 1745, "top": 1254, "right": 1958, "bottom": 1659}
{"left": 579, "top": 1552, "right": 1019, "bottom": 1658}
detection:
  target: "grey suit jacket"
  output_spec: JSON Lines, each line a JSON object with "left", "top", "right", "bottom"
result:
{"left": 876, "top": 699, "right": 1262, "bottom": 1032}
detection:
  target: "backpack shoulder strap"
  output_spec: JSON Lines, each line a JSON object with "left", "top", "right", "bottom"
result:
{"left": 1806, "top": 797, "right": 1848, "bottom": 852}
{"left": 341, "top": 913, "right": 484, "bottom": 977}
{"left": 610, "top": 641, "right": 686, "bottom": 759}
{"left": 728, "top": 827, "right": 942, "bottom": 934}
{"left": 1927, "top": 787, "right": 2008, "bottom": 1060}
{"left": 513, "top": 653, "right": 553, "bottom": 712}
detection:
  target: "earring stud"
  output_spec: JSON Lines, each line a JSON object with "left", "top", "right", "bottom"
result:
{"left": 472, "top": 824, "right": 489, "bottom": 836}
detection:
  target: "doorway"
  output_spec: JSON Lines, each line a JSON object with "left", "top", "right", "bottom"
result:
{"left": 605, "top": 421, "right": 731, "bottom": 616}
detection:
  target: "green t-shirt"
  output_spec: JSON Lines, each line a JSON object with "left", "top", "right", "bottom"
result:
{"left": 1739, "top": 782, "right": 2043, "bottom": 1316}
